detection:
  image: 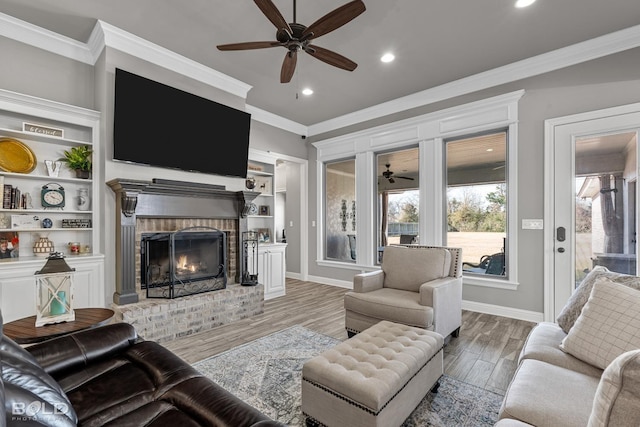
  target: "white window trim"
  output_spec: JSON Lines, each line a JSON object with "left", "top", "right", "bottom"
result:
{"left": 313, "top": 90, "right": 523, "bottom": 289}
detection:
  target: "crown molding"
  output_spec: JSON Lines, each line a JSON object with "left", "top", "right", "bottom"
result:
{"left": 2, "top": 12, "right": 640, "bottom": 137}
{"left": 93, "top": 21, "right": 252, "bottom": 99}
{"left": 0, "top": 12, "right": 94, "bottom": 64}
{"left": 245, "top": 105, "right": 307, "bottom": 136}
{"left": 307, "top": 23, "right": 640, "bottom": 136}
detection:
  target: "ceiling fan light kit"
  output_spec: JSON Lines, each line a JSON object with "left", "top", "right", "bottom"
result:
{"left": 217, "top": 0, "right": 366, "bottom": 83}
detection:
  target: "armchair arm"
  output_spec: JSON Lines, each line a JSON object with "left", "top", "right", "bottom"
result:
{"left": 353, "top": 270, "right": 385, "bottom": 293}
{"left": 26, "top": 322, "right": 139, "bottom": 376}
{"left": 419, "top": 277, "right": 462, "bottom": 337}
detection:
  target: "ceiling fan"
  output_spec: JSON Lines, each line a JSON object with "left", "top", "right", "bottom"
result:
{"left": 216, "top": 0, "right": 366, "bottom": 83}
{"left": 382, "top": 164, "right": 415, "bottom": 184}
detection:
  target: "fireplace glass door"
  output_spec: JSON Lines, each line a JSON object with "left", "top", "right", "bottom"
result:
{"left": 142, "top": 228, "right": 227, "bottom": 298}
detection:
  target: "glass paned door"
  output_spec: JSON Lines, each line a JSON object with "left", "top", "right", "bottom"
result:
{"left": 552, "top": 117, "right": 640, "bottom": 318}
{"left": 574, "top": 134, "right": 638, "bottom": 283}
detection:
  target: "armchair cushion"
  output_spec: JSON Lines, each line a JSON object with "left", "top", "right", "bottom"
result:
{"left": 381, "top": 246, "right": 451, "bottom": 292}
{"left": 344, "top": 288, "right": 434, "bottom": 328}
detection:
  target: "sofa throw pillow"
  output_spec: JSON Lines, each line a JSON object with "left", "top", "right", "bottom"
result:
{"left": 587, "top": 349, "right": 640, "bottom": 427}
{"left": 560, "top": 278, "right": 640, "bottom": 370}
{"left": 556, "top": 266, "right": 640, "bottom": 334}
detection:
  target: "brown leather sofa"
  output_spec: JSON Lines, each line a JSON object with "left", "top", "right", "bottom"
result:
{"left": 1, "top": 311, "right": 285, "bottom": 426}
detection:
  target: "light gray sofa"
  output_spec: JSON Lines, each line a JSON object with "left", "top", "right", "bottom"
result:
{"left": 497, "top": 267, "right": 640, "bottom": 427}
{"left": 344, "top": 245, "right": 463, "bottom": 339}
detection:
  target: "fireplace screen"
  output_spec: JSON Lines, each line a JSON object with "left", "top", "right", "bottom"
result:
{"left": 141, "top": 227, "right": 227, "bottom": 298}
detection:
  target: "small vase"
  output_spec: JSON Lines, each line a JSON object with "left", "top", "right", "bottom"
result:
{"left": 75, "top": 169, "right": 90, "bottom": 179}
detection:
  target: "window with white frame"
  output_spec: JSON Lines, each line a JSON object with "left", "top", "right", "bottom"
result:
{"left": 325, "top": 159, "right": 357, "bottom": 262}
{"left": 445, "top": 131, "right": 508, "bottom": 277}
{"left": 313, "top": 90, "right": 522, "bottom": 287}
{"left": 376, "top": 147, "right": 419, "bottom": 263}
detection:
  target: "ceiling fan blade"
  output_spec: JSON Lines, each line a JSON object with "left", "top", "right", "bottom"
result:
{"left": 254, "top": 0, "right": 292, "bottom": 34}
{"left": 217, "top": 41, "right": 282, "bottom": 51}
{"left": 302, "top": 0, "right": 366, "bottom": 39}
{"left": 305, "top": 45, "right": 357, "bottom": 71}
{"left": 280, "top": 50, "right": 298, "bottom": 83}
{"left": 397, "top": 176, "right": 415, "bottom": 180}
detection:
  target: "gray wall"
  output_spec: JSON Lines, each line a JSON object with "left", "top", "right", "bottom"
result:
{"left": 305, "top": 47, "right": 640, "bottom": 315}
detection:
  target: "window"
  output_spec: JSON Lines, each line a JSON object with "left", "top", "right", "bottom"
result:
{"left": 377, "top": 148, "right": 419, "bottom": 262}
{"left": 446, "top": 131, "right": 508, "bottom": 277}
{"left": 325, "top": 159, "right": 356, "bottom": 262}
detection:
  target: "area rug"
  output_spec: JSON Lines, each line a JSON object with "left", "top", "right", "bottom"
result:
{"left": 193, "top": 326, "right": 504, "bottom": 427}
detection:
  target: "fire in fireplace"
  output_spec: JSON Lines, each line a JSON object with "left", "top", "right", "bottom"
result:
{"left": 141, "top": 227, "right": 227, "bottom": 298}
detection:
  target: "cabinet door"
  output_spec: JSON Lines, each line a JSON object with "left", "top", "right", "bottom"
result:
{"left": 0, "top": 275, "right": 36, "bottom": 322}
{"left": 257, "top": 249, "right": 269, "bottom": 288}
{"left": 267, "top": 249, "right": 285, "bottom": 297}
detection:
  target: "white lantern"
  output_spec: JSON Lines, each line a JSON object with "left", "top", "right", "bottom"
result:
{"left": 34, "top": 252, "right": 75, "bottom": 327}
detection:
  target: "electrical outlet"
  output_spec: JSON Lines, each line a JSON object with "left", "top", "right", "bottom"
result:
{"left": 522, "top": 219, "right": 543, "bottom": 230}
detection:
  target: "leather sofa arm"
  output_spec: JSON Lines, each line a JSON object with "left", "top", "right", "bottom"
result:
{"left": 419, "top": 277, "right": 463, "bottom": 337}
{"left": 26, "top": 322, "right": 138, "bottom": 376}
{"left": 353, "top": 269, "right": 385, "bottom": 292}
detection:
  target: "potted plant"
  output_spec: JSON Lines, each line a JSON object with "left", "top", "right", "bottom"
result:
{"left": 60, "top": 145, "right": 92, "bottom": 179}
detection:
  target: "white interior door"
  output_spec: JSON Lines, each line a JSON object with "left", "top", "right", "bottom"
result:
{"left": 544, "top": 104, "right": 640, "bottom": 321}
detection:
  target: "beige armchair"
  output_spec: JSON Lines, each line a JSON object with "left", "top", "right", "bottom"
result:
{"left": 344, "top": 245, "right": 463, "bottom": 339}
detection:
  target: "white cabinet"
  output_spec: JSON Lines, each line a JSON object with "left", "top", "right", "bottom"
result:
{"left": 0, "top": 89, "right": 105, "bottom": 319}
{"left": 257, "top": 243, "right": 287, "bottom": 300}
{"left": 0, "top": 255, "right": 105, "bottom": 322}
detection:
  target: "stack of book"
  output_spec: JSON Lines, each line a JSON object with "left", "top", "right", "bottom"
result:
{"left": 1, "top": 176, "right": 28, "bottom": 210}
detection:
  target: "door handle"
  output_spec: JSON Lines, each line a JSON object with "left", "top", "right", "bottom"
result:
{"left": 557, "top": 227, "right": 566, "bottom": 242}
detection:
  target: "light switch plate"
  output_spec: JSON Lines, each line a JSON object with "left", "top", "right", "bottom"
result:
{"left": 522, "top": 219, "right": 543, "bottom": 229}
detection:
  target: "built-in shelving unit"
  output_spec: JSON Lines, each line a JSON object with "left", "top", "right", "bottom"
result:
{"left": 0, "top": 88, "right": 105, "bottom": 322}
{"left": 247, "top": 150, "right": 287, "bottom": 299}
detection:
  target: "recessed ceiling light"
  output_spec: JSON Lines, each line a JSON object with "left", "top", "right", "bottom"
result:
{"left": 302, "top": 88, "right": 313, "bottom": 96}
{"left": 380, "top": 53, "right": 395, "bottom": 63}
{"left": 515, "top": 0, "right": 536, "bottom": 8}
{"left": 486, "top": 148, "right": 494, "bottom": 152}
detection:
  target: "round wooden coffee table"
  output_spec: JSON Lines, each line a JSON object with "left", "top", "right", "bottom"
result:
{"left": 3, "top": 307, "right": 115, "bottom": 344}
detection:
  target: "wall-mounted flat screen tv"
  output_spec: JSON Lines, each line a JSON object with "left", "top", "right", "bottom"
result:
{"left": 113, "top": 68, "right": 251, "bottom": 178}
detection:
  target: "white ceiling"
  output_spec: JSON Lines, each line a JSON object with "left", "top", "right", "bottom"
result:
{"left": 1, "top": 0, "right": 640, "bottom": 131}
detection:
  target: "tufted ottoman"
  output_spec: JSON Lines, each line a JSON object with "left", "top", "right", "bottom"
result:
{"left": 301, "top": 320, "right": 444, "bottom": 427}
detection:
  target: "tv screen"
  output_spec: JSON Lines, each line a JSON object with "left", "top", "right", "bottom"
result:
{"left": 113, "top": 68, "right": 251, "bottom": 178}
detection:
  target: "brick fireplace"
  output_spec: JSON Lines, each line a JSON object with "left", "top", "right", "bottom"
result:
{"left": 107, "top": 178, "right": 263, "bottom": 342}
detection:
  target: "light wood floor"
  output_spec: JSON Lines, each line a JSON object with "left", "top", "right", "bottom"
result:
{"left": 162, "top": 278, "right": 536, "bottom": 395}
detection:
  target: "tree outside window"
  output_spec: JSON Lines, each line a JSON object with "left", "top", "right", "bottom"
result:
{"left": 446, "top": 131, "right": 508, "bottom": 277}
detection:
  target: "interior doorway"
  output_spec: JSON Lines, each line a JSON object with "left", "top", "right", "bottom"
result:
{"left": 274, "top": 156, "right": 308, "bottom": 280}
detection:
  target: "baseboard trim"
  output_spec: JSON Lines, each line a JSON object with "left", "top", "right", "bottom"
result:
{"left": 462, "top": 300, "right": 543, "bottom": 323}
{"left": 305, "top": 275, "right": 353, "bottom": 289}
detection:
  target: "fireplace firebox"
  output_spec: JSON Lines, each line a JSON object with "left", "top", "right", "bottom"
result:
{"left": 141, "top": 227, "right": 227, "bottom": 299}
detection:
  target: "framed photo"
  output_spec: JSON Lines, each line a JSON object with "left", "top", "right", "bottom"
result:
{"left": 0, "top": 231, "right": 19, "bottom": 259}
{"left": 253, "top": 176, "right": 272, "bottom": 195}
{"left": 256, "top": 228, "right": 271, "bottom": 243}
{"left": 259, "top": 205, "right": 270, "bottom": 216}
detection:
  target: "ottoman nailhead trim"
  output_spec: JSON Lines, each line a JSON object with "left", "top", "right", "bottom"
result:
{"left": 303, "top": 344, "right": 444, "bottom": 416}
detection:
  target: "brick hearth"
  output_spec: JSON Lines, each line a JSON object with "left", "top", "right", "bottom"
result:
{"left": 113, "top": 283, "right": 263, "bottom": 343}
